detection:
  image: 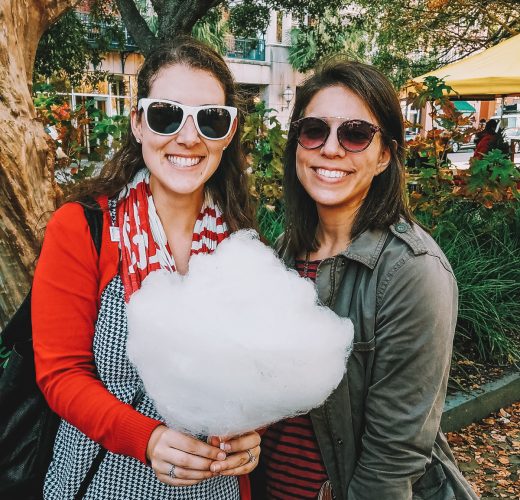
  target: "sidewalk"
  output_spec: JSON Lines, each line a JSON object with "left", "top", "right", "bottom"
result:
{"left": 448, "top": 153, "right": 520, "bottom": 171}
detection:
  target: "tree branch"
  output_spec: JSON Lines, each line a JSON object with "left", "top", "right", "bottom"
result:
{"left": 115, "top": 0, "right": 156, "bottom": 55}
{"left": 150, "top": 0, "right": 167, "bottom": 17}
{"left": 157, "top": 0, "right": 223, "bottom": 40}
{"left": 458, "top": 0, "right": 519, "bottom": 37}
{"left": 41, "top": 0, "right": 81, "bottom": 26}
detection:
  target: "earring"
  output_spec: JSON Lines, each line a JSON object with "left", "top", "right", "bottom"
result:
{"left": 136, "top": 137, "right": 141, "bottom": 144}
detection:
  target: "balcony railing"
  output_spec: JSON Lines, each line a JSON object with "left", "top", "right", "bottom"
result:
{"left": 77, "top": 12, "right": 139, "bottom": 52}
{"left": 225, "top": 36, "right": 265, "bottom": 62}
{"left": 77, "top": 14, "right": 265, "bottom": 61}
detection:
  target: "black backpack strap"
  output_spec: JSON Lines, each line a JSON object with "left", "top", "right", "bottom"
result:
{"left": 81, "top": 196, "right": 103, "bottom": 255}
{"left": 74, "top": 448, "right": 107, "bottom": 500}
{"left": 1, "top": 292, "right": 32, "bottom": 349}
{"left": 73, "top": 387, "right": 145, "bottom": 500}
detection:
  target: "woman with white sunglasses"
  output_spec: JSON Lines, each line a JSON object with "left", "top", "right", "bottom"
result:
{"left": 254, "top": 60, "right": 478, "bottom": 500}
{"left": 32, "top": 37, "right": 259, "bottom": 499}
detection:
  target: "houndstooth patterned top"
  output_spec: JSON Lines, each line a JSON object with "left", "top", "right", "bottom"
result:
{"left": 43, "top": 200, "right": 239, "bottom": 500}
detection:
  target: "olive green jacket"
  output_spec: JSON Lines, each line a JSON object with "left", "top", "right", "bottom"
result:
{"left": 279, "top": 221, "right": 479, "bottom": 500}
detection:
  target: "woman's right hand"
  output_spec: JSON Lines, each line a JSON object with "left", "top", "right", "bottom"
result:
{"left": 146, "top": 425, "right": 227, "bottom": 486}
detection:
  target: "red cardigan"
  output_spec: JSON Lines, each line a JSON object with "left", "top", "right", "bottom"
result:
{"left": 32, "top": 195, "right": 250, "bottom": 499}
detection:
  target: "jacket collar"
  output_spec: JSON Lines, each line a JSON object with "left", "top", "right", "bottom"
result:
{"left": 343, "top": 220, "right": 429, "bottom": 269}
{"left": 342, "top": 227, "right": 388, "bottom": 269}
{"left": 281, "top": 220, "right": 428, "bottom": 270}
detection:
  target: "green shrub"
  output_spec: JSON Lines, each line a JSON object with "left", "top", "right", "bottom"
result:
{"left": 242, "top": 102, "right": 286, "bottom": 244}
{"left": 421, "top": 202, "right": 520, "bottom": 364}
{"left": 257, "top": 204, "right": 285, "bottom": 246}
{"left": 33, "top": 85, "right": 128, "bottom": 184}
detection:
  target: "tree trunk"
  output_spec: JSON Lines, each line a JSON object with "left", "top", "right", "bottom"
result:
{"left": 0, "top": 0, "right": 76, "bottom": 328}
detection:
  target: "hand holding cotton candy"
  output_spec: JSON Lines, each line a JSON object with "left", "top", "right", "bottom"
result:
{"left": 126, "top": 230, "right": 353, "bottom": 437}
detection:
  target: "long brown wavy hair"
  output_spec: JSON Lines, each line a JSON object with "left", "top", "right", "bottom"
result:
{"left": 68, "top": 36, "right": 256, "bottom": 232}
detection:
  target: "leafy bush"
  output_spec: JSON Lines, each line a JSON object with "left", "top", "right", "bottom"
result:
{"left": 405, "top": 76, "right": 475, "bottom": 170}
{"left": 192, "top": 7, "right": 229, "bottom": 55}
{"left": 34, "top": 9, "right": 125, "bottom": 86}
{"left": 402, "top": 76, "right": 520, "bottom": 364}
{"left": 461, "top": 149, "right": 520, "bottom": 207}
{"left": 257, "top": 204, "right": 284, "bottom": 246}
{"left": 421, "top": 202, "right": 520, "bottom": 364}
{"left": 242, "top": 102, "right": 286, "bottom": 243}
{"left": 34, "top": 85, "right": 128, "bottom": 184}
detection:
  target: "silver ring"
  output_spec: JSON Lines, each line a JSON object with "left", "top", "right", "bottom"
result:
{"left": 246, "top": 449, "right": 256, "bottom": 464}
{"left": 168, "top": 463, "right": 176, "bottom": 479}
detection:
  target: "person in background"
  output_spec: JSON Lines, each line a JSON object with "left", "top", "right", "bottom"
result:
{"left": 32, "top": 37, "right": 260, "bottom": 500}
{"left": 471, "top": 118, "right": 499, "bottom": 162}
{"left": 473, "top": 117, "right": 488, "bottom": 145}
{"left": 254, "top": 59, "right": 479, "bottom": 500}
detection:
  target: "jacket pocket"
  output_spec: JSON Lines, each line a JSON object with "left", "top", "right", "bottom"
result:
{"left": 412, "top": 462, "right": 456, "bottom": 500}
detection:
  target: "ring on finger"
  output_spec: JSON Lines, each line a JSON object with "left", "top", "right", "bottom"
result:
{"left": 246, "top": 449, "right": 256, "bottom": 464}
{"left": 168, "top": 463, "right": 176, "bottom": 479}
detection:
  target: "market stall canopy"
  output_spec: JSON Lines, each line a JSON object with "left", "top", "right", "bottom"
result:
{"left": 407, "top": 33, "right": 520, "bottom": 99}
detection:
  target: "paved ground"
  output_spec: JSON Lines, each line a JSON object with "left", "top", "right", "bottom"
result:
{"left": 446, "top": 401, "right": 520, "bottom": 499}
{"left": 447, "top": 151, "right": 474, "bottom": 169}
{"left": 447, "top": 151, "right": 520, "bottom": 170}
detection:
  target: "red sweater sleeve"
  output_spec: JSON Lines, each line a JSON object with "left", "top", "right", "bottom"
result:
{"left": 32, "top": 199, "right": 163, "bottom": 464}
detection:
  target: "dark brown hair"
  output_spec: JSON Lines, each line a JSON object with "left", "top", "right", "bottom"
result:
{"left": 282, "top": 59, "right": 412, "bottom": 256}
{"left": 69, "top": 36, "right": 256, "bottom": 232}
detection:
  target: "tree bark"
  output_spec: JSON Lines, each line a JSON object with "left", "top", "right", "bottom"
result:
{"left": 0, "top": 0, "right": 76, "bottom": 328}
{"left": 115, "top": 0, "right": 156, "bottom": 55}
{"left": 156, "top": 0, "right": 222, "bottom": 40}
{"left": 116, "top": 0, "right": 223, "bottom": 56}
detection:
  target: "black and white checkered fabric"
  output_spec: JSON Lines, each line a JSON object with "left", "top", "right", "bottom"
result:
{"left": 44, "top": 199, "right": 239, "bottom": 500}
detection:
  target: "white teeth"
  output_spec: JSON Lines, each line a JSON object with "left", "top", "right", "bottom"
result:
{"left": 166, "top": 155, "right": 202, "bottom": 167}
{"left": 315, "top": 168, "right": 348, "bottom": 179}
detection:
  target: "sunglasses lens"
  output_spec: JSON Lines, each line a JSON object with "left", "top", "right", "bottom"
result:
{"left": 197, "top": 108, "right": 232, "bottom": 139}
{"left": 147, "top": 102, "right": 184, "bottom": 135}
{"left": 338, "top": 121, "right": 375, "bottom": 151}
{"left": 297, "top": 118, "right": 329, "bottom": 149}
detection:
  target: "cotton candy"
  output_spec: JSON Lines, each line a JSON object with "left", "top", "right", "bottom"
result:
{"left": 126, "top": 230, "right": 353, "bottom": 437}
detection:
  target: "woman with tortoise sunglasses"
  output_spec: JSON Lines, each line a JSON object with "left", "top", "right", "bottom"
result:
{"left": 254, "top": 60, "right": 478, "bottom": 500}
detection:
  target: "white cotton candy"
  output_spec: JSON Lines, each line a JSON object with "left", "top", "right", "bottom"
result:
{"left": 126, "top": 230, "right": 353, "bottom": 437}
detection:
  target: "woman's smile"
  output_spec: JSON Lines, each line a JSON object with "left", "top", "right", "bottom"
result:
{"left": 165, "top": 154, "right": 205, "bottom": 168}
{"left": 313, "top": 167, "right": 353, "bottom": 181}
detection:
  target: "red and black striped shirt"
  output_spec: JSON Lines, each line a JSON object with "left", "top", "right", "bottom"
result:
{"left": 262, "top": 259, "right": 328, "bottom": 499}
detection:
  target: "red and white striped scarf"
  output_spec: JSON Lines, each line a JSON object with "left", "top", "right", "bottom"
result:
{"left": 117, "top": 169, "right": 229, "bottom": 302}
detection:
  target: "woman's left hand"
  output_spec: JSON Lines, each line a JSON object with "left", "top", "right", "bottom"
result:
{"left": 207, "top": 431, "right": 261, "bottom": 475}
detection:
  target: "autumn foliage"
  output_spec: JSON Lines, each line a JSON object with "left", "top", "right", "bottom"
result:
{"left": 447, "top": 402, "right": 520, "bottom": 498}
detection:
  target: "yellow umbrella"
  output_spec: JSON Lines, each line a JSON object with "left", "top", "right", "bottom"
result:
{"left": 408, "top": 33, "right": 520, "bottom": 99}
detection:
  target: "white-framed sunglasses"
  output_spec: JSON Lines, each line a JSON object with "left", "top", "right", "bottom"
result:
{"left": 137, "top": 98, "right": 237, "bottom": 140}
